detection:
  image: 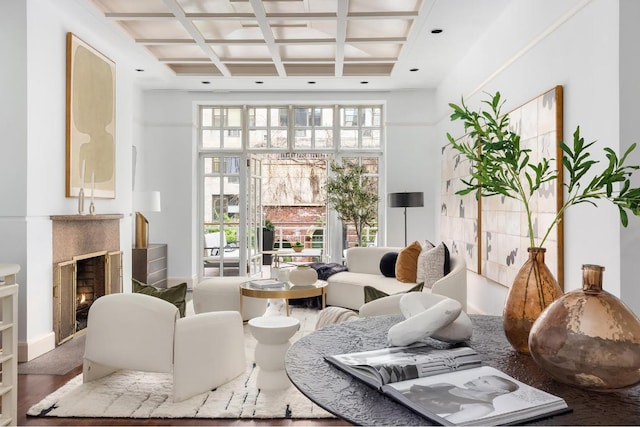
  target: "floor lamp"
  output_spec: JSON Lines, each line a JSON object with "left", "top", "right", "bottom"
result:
{"left": 134, "top": 191, "right": 162, "bottom": 248}
{"left": 389, "top": 192, "right": 424, "bottom": 246}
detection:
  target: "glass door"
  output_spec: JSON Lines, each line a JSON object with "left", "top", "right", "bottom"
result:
{"left": 202, "top": 155, "right": 243, "bottom": 276}
{"left": 246, "top": 155, "right": 264, "bottom": 277}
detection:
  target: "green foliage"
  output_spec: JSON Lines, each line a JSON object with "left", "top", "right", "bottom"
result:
{"left": 447, "top": 91, "right": 640, "bottom": 248}
{"left": 325, "top": 160, "right": 379, "bottom": 246}
{"left": 293, "top": 241, "right": 304, "bottom": 248}
{"left": 264, "top": 219, "right": 275, "bottom": 231}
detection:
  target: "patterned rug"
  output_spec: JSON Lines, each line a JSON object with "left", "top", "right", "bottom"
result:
{"left": 27, "top": 303, "right": 335, "bottom": 420}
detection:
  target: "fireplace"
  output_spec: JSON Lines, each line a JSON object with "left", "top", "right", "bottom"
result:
{"left": 51, "top": 214, "right": 123, "bottom": 345}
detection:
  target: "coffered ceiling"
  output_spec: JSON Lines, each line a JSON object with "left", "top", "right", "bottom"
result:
{"left": 84, "top": 0, "right": 510, "bottom": 91}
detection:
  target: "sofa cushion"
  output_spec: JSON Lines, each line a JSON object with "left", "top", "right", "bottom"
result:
{"left": 364, "top": 282, "right": 424, "bottom": 303}
{"left": 416, "top": 242, "right": 451, "bottom": 289}
{"left": 133, "top": 279, "right": 187, "bottom": 317}
{"left": 395, "top": 240, "right": 422, "bottom": 283}
{"left": 379, "top": 251, "right": 399, "bottom": 277}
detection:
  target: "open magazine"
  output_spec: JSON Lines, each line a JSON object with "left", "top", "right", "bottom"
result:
{"left": 326, "top": 345, "right": 570, "bottom": 426}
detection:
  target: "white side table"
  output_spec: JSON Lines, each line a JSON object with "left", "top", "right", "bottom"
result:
{"left": 248, "top": 316, "right": 300, "bottom": 391}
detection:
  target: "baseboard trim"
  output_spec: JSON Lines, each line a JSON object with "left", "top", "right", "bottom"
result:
{"left": 19, "top": 332, "right": 56, "bottom": 362}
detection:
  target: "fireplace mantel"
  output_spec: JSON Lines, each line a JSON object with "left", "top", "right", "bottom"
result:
{"left": 50, "top": 214, "right": 124, "bottom": 221}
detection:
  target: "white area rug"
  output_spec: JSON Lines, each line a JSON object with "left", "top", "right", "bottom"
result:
{"left": 27, "top": 302, "right": 334, "bottom": 420}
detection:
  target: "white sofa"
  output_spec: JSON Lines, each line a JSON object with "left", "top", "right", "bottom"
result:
{"left": 326, "top": 246, "right": 467, "bottom": 312}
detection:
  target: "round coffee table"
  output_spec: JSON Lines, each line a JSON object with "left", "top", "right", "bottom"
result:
{"left": 240, "top": 280, "right": 327, "bottom": 316}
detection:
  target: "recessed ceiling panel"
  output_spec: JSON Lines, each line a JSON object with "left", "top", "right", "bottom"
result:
{"left": 90, "top": 0, "right": 171, "bottom": 14}
{"left": 212, "top": 45, "right": 273, "bottom": 60}
{"left": 193, "top": 20, "right": 260, "bottom": 39}
{"left": 227, "top": 64, "right": 278, "bottom": 76}
{"left": 262, "top": 0, "right": 338, "bottom": 14}
{"left": 343, "top": 63, "right": 394, "bottom": 76}
{"left": 346, "top": 19, "right": 411, "bottom": 39}
{"left": 169, "top": 63, "right": 223, "bottom": 75}
{"left": 345, "top": 43, "right": 402, "bottom": 59}
{"left": 272, "top": 24, "right": 336, "bottom": 41}
{"left": 147, "top": 45, "right": 209, "bottom": 59}
{"left": 176, "top": 0, "right": 237, "bottom": 13}
{"left": 119, "top": 20, "right": 194, "bottom": 39}
{"left": 284, "top": 64, "right": 335, "bottom": 76}
{"left": 280, "top": 45, "right": 336, "bottom": 61}
{"left": 348, "top": 0, "right": 422, "bottom": 13}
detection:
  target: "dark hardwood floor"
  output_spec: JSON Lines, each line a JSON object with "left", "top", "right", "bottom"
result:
{"left": 18, "top": 366, "right": 350, "bottom": 426}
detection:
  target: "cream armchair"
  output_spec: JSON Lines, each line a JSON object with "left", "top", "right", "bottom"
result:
{"left": 83, "top": 293, "right": 245, "bottom": 402}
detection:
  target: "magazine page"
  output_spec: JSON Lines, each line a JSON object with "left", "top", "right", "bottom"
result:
{"left": 382, "top": 365, "right": 569, "bottom": 426}
{"left": 326, "top": 345, "right": 482, "bottom": 388}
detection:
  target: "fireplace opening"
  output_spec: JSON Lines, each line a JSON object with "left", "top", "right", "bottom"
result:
{"left": 75, "top": 254, "right": 106, "bottom": 332}
{"left": 54, "top": 250, "right": 122, "bottom": 345}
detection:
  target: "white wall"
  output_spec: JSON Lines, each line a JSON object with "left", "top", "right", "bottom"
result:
{"left": 437, "top": 0, "right": 639, "bottom": 315}
{"left": 141, "top": 90, "right": 438, "bottom": 282}
{"left": 0, "top": 0, "right": 142, "bottom": 359}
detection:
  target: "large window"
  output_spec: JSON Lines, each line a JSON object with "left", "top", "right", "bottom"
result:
{"left": 200, "top": 104, "right": 383, "bottom": 151}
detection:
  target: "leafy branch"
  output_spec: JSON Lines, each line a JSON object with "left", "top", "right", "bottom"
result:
{"left": 447, "top": 91, "right": 640, "bottom": 248}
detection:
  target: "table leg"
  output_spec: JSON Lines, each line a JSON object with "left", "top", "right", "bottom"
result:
{"left": 322, "top": 289, "right": 326, "bottom": 310}
{"left": 239, "top": 292, "right": 244, "bottom": 321}
{"left": 285, "top": 299, "right": 290, "bottom": 316}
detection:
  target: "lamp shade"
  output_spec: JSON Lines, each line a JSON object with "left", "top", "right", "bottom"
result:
{"left": 389, "top": 192, "right": 424, "bottom": 208}
{"left": 134, "top": 191, "right": 161, "bottom": 213}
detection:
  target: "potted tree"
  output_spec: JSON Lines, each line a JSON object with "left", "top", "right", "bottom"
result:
{"left": 325, "top": 160, "right": 379, "bottom": 247}
{"left": 447, "top": 91, "right": 640, "bottom": 353}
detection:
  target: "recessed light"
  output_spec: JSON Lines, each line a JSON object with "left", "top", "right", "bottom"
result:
{"left": 431, "top": 29, "right": 443, "bottom": 34}
{"left": 307, "top": 81, "right": 316, "bottom": 84}
{"left": 135, "top": 68, "right": 144, "bottom": 72}
{"left": 202, "top": 81, "right": 211, "bottom": 85}
{"left": 409, "top": 68, "right": 419, "bottom": 72}
{"left": 360, "top": 81, "right": 369, "bottom": 84}
{"left": 255, "top": 81, "right": 264, "bottom": 84}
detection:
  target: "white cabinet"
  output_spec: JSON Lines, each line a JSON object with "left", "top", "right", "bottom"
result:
{"left": 0, "top": 264, "right": 19, "bottom": 426}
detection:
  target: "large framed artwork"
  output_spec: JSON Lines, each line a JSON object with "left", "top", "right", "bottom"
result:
{"left": 65, "top": 32, "right": 116, "bottom": 198}
{"left": 441, "top": 86, "right": 564, "bottom": 289}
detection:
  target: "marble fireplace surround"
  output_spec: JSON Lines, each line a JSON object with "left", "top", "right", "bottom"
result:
{"left": 50, "top": 214, "right": 124, "bottom": 345}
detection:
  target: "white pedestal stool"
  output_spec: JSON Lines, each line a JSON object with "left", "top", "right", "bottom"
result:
{"left": 248, "top": 316, "right": 300, "bottom": 391}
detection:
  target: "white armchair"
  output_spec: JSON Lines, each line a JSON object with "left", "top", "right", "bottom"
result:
{"left": 83, "top": 293, "right": 246, "bottom": 402}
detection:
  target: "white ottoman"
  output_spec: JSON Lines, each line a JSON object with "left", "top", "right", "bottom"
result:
{"left": 193, "top": 277, "right": 267, "bottom": 321}
{"left": 248, "top": 316, "right": 300, "bottom": 391}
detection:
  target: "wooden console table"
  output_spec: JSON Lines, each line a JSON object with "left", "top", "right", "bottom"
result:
{"left": 286, "top": 315, "right": 640, "bottom": 425}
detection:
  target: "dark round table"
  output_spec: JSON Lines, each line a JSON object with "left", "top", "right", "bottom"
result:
{"left": 285, "top": 315, "right": 640, "bottom": 425}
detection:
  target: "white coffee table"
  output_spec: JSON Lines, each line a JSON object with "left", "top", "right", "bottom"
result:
{"left": 248, "top": 315, "right": 300, "bottom": 391}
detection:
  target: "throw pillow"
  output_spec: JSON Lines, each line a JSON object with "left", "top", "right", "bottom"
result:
{"left": 395, "top": 240, "right": 423, "bottom": 283}
{"left": 416, "top": 242, "right": 451, "bottom": 288}
{"left": 379, "top": 252, "right": 399, "bottom": 277}
{"left": 363, "top": 282, "right": 424, "bottom": 304}
{"left": 132, "top": 279, "right": 187, "bottom": 317}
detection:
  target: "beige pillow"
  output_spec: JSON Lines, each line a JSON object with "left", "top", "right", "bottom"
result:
{"left": 395, "top": 240, "right": 422, "bottom": 283}
{"left": 416, "top": 242, "right": 449, "bottom": 288}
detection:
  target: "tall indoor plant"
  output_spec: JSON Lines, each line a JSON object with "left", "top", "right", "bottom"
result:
{"left": 325, "top": 160, "right": 379, "bottom": 247}
{"left": 447, "top": 91, "right": 640, "bottom": 353}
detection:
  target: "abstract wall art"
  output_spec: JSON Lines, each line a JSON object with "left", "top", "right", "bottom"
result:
{"left": 65, "top": 32, "right": 116, "bottom": 199}
{"left": 441, "top": 86, "right": 564, "bottom": 289}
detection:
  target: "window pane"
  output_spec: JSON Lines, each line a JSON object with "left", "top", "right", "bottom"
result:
{"left": 249, "top": 107, "right": 268, "bottom": 127}
{"left": 362, "top": 107, "right": 381, "bottom": 127}
{"left": 340, "top": 129, "right": 358, "bottom": 148}
{"left": 362, "top": 157, "right": 378, "bottom": 174}
{"left": 271, "top": 129, "right": 288, "bottom": 148}
{"left": 271, "top": 107, "right": 288, "bottom": 126}
{"left": 249, "top": 130, "right": 268, "bottom": 148}
{"left": 319, "top": 108, "right": 333, "bottom": 126}
{"left": 362, "top": 129, "right": 380, "bottom": 148}
{"left": 202, "top": 129, "right": 221, "bottom": 148}
{"left": 224, "top": 157, "right": 241, "bottom": 174}
{"left": 224, "top": 130, "right": 242, "bottom": 149}
{"left": 294, "top": 108, "right": 312, "bottom": 126}
{"left": 202, "top": 108, "right": 213, "bottom": 127}
{"left": 213, "top": 108, "right": 223, "bottom": 127}
{"left": 341, "top": 108, "right": 358, "bottom": 127}
{"left": 315, "top": 129, "right": 333, "bottom": 148}
{"left": 226, "top": 108, "right": 242, "bottom": 127}
{"left": 294, "top": 129, "right": 312, "bottom": 148}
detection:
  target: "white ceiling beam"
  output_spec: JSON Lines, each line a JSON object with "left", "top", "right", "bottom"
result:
{"left": 161, "top": 0, "right": 231, "bottom": 77}
{"left": 248, "top": 0, "right": 287, "bottom": 77}
{"left": 334, "top": 0, "right": 348, "bottom": 77}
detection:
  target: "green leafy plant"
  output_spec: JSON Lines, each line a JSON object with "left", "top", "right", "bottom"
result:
{"left": 447, "top": 91, "right": 640, "bottom": 248}
{"left": 293, "top": 241, "right": 304, "bottom": 248}
{"left": 325, "top": 160, "right": 379, "bottom": 246}
{"left": 264, "top": 219, "right": 275, "bottom": 231}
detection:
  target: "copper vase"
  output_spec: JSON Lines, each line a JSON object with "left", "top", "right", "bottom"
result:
{"left": 529, "top": 264, "right": 640, "bottom": 391}
{"left": 503, "top": 247, "right": 563, "bottom": 354}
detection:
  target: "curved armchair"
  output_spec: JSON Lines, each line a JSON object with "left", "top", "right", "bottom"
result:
{"left": 83, "top": 293, "right": 245, "bottom": 402}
